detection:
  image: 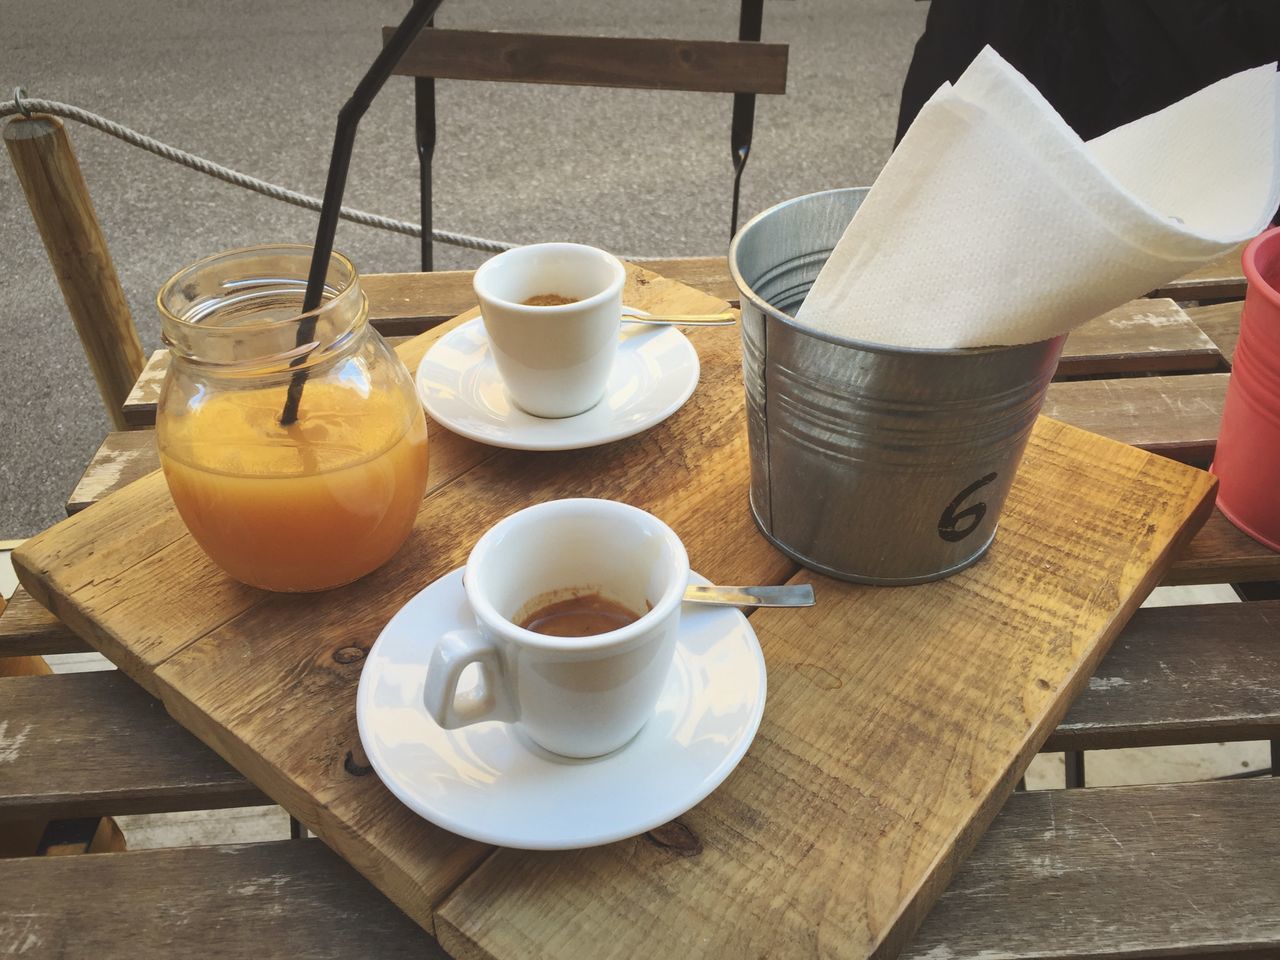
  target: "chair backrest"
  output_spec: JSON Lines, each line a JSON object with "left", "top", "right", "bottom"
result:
{"left": 386, "top": 7, "right": 788, "bottom": 269}
{"left": 388, "top": 28, "right": 787, "bottom": 94}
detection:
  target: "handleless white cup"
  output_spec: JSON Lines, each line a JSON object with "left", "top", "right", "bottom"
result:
{"left": 423, "top": 498, "right": 690, "bottom": 758}
{"left": 473, "top": 243, "right": 627, "bottom": 418}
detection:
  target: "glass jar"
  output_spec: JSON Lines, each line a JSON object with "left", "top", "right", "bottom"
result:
{"left": 156, "top": 244, "right": 429, "bottom": 592}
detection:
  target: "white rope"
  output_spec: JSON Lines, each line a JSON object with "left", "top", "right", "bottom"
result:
{"left": 1, "top": 88, "right": 514, "bottom": 254}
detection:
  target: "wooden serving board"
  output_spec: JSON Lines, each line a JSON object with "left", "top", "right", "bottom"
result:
{"left": 15, "top": 263, "right": 1216, "bottom": 959}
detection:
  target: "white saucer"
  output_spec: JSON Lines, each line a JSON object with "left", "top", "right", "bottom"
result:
{"left": 356, "top": 568, "right": 766, "bottom": 850}
{"left": 415, "top": 313, "right": 700, "bottom": 451}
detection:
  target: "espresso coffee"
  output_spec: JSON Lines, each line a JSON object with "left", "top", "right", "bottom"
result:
{"left": 522, "top": 293, "right": 579, "bottom": 307}
{"left": 519, "top": 592, "right": 642, "bottom": 637}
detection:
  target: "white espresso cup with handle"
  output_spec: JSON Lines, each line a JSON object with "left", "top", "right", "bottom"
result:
{"left": 423, "top": 498, "right": 690, "bottom": 758}
{"left": 473, "top": 242, "right": 627, "bottom": 418}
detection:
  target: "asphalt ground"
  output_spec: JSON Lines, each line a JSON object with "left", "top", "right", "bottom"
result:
{"left": 1, "top": 0, "right": 926, "bottom": 535}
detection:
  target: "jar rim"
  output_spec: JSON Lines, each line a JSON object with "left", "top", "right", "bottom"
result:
{"left": 156, "top": 243, "right": 360, "bottom": 333}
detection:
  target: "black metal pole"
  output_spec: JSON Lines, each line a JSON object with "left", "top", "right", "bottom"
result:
{"left": 281, "top": 0, "right": 446, "bottom": 425}
{"left": 415, "top": 75, "right": 437, "bottom": 271}
{"left": 1065, "top": 751, "right": 1086, "bottom": 788}
{"left": 728, "top": 0, "right": 764, "bottom": 238}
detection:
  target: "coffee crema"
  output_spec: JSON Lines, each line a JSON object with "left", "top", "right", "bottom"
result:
{"left": 521, "top": 293, "right": 579, "bottom": 307}
{"left": 519, "top": 592, "right": 642, "bottom": 637}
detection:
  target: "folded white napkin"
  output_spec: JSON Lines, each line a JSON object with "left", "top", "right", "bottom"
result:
{"left": 795, "top": 48, "right": 1280, "bottom": 348}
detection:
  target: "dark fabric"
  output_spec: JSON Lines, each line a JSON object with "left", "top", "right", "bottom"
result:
{"left": 897, "top": 1, "right": 1280, "bottom": 145}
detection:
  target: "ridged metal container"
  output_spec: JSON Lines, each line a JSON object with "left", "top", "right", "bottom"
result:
{"left": 729, "top": 188, "right": 1064, "bottom": 584}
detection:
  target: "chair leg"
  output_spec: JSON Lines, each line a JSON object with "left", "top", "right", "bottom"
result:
{"left": 729, "top": 128, "right": 751, "bottom": 239}
{"left": 415, "top": 75, "right": 437, "bottom": 272}
{"left": 729, "top": 0, "right": 765, "bottom": 237}
{"left": 1065, "top": 751, "right": 1086, "bottom": 788}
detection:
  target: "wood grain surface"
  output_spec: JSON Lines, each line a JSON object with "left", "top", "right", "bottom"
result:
{"left": 905, "top": 777, "right": 1280, "bottom": 959}
{"left": 115, "top": 278, "right": 1226, "bottom": 431}
{"left": 15, "top": 265, "right": 758, "bottom": 933}
{"left": 1149, "top": 241, "right": 1248, "bottom": 301}
{"left": 0, "top": 586, "right": 89, "bottom": 656}
{"left": 120, "top": 337, "right": 416, "bottom": 430}
{"left": 432, "top": 417, "right": 1216, "bottom": 960}
{"left": 1042, "top": 373, "right": 1227, "bottom": 464}
{"left": 88, "top": 371, "right": 1235, "bottom": 512}
{"left": 1046, "top": 600, "right": 1280, "bottom": 751}
{"left": 0, "top": 838, "right": 445, "bottom": 960}
{"left": 6, "top": 601, "right": 1276, "bottom": 823}
{"left": 1185, "top": 300, "right": 1243, "bottom": 366}
{"left": 1057, "top": 298, "right": 1221, "bottom": 376}
{"left": 8, "top": 265, "right": 1222, "bottom": 958}
{"left": 4, "top": 780, "right": 1278, "bottom": 960}
{"left": 119, "top": 349, "right": 168, "bottom": 428}
{"left": 388, "top": 28, "right": 788, "bottom": 94}
{"left": 1165, "top": 508, "right": 1280, "bottom": 585}
{"left": 65, "top": 428, "right": 157, "bottom": 514}
{"left": 0, "top": 672, "right": 264, "bottom": 818}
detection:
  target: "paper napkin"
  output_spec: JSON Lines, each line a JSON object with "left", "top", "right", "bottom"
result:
{"left": 795, "top": 48, "right": 1280, "bottom": 348}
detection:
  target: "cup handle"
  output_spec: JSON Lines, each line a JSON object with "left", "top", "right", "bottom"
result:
{"left": 423, "top": 629, "right": 518, "bottom": 730}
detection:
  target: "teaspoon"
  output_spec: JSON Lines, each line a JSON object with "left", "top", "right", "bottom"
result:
{"left": 623, "top": 311, "right": 736, "bottom": 326}
{"left": 682, "top": 583, "right": 815, "bottom": 608}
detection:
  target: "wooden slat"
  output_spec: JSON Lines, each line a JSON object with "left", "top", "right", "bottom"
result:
{"left": 0, "top": 672, "right": 265, "bottom": 818}
{"left": 117, "top": 266, "right": 1233, "bottom": 430}
{"left": 1057, "top": 298, "right": 1222, "bottom": 377}
{"left": 3, "top": 782, "right": 1278, "bottom": 960}
{"left": 1186, "top": 299, "right": 1243, "bottom": 366}
{"left": 0, "top": 586, "right": 89, "bottom": 656}
{"left": 1165, "top": 508, "right": 1280, "bottom": 585}
{"left": 388, "top": 28, "right": 788, "bottom": 94}
{"left": 905, "top": 777, "right": 1280, "bottom": 959}
{"left": 90, "top": 265, "right": 741, "bottom": 514}
{"left": 1042, "top": 373, "right": 1228, "bottom": 464}
{"left": 118, "top": 261, "right": 738, "bottom": 429}
{"left": 365, "top": 258, "right": 737, "bottom": 326}
{"left": 119, "top": 349, "right": 169, "bottom": 429}
{"left": 640, "top": 256, "right": 737, "bottom": 303}
{"left": 0, "top": 838, "right": 444, "bottom": 960}
{"left": 67, "top": 452, "right": 1280, "bottom": 598}
{"left": 1046, "top": 600, "right": 1280, "bottom": 751}
{"left": 99, "top": 333, "right": 1234, "bottom": 511}
{"left": 120, "top": 337, "right": 415, "bottom": 432}
{"left": 65, "top": 429, "right": 155, "bottom": 514}
{"left": 1149, "top": 241, "right": 1247, "bottom": 300}
{"left": 6, "top": 602, "right": 1274, "bottom": 823}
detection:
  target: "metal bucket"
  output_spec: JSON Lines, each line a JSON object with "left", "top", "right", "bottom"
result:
{"left": 729, "top": 188, "right": 1064, "bottom": 584}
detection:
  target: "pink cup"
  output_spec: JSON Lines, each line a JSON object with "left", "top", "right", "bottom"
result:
{"left": 1211, "top": 228, "right": 1280, "bottom": 551}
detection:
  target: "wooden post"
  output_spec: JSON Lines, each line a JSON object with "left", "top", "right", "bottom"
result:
{"left": 5, "top": 115, "right": 145, "bottom": 431}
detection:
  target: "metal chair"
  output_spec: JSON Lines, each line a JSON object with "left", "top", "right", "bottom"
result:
{"left": 385, "top": 1, "right": 789, "bottom": 269}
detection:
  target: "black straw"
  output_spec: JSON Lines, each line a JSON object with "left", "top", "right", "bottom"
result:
{"left": 280, "top": 0, "right": 446, "bottom": 425}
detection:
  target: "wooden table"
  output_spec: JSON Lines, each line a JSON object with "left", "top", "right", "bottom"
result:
{"left": 3, "top": 257, "right": 1278, "bottom": 960}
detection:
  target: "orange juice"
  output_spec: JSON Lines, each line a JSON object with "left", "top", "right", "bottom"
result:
{"left": 159, "top": 382, "right": 428, "bottom": 592}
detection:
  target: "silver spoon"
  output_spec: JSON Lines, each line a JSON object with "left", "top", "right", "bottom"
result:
{"left": 682, "top": 583, "right": 815, "bottom": 608}
{"left": 623, "top": 311, "right": 736, "bottom": 326}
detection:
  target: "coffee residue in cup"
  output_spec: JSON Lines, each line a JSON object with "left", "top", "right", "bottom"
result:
{"left": 522, "top": 293, "right": 579, "bottom": 307}
{"left": 519, "top": 592, "right": 641, "bottom": 637}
